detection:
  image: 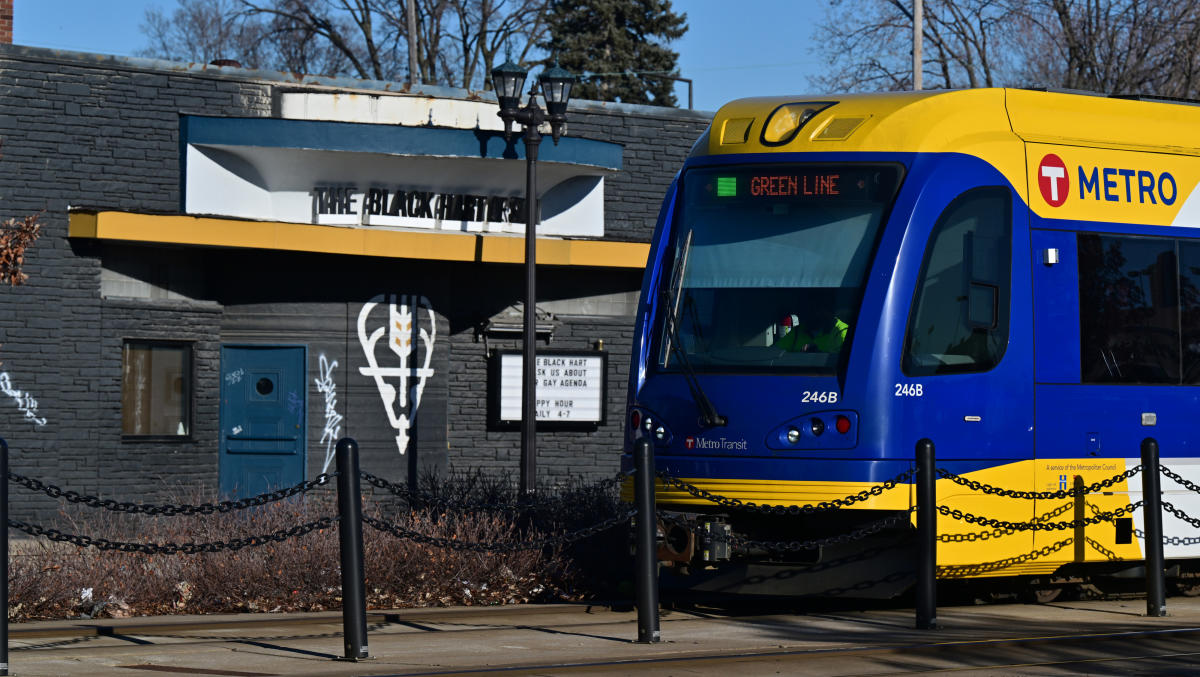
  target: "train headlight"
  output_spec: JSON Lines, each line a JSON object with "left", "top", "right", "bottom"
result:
{"left": 767, "top": 411, "right": 857, "bottom": 450}
{"left": 629, "top": 407, "right": 673, "bottom": 445}
{"left": 810, "top": 417, "right": 825, "bottom": 436}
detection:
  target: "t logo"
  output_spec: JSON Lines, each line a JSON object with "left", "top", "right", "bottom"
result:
{"left": 685, "top": 436, "right": 696, "bottom": 450}
{"left": 1038, "top": 154, "right": 1069, "bottom": 207}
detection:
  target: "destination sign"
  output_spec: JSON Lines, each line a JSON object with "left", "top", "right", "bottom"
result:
{"left": 750, "top": 173, "right": 840, "bottom": 197}
{"left": 698, "top": 164, "right": 901, "bottom": 205}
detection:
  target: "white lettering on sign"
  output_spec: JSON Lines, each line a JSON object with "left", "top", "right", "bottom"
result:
{"left": 497, "top": 354, "right": 605, "bottom": 423}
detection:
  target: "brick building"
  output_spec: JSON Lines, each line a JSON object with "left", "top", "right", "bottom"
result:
{"left": 0, "top": 39, "right": 710, "bottom": 519}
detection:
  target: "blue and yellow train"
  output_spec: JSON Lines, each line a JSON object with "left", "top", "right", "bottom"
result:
{"left": 623, "top": 88, "right": 1200, "bottom": 597}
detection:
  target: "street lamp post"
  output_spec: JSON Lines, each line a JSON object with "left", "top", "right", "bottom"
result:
{"left": 491, "top": 59, "right": 575, "bottom": 495}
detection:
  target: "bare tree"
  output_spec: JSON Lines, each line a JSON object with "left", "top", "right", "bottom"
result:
{"left": 812, "top": 0, "right": 1200, "bottom": 97}
{"left": 435, "top": 0, "right": 549, "bottom": 90}
{"left": 140, "top": 0, "right": 549, "bottom": 89}
{"left": 240, "top": 0, "right": 403, "bottom": 81}
{"left": 140, "top": 0, "right": 270, "bottom": 67}
{"left": 812, "top": 0, "right": 1013, "bottom": 92}
{"left": 1016, "top": 0, "right": 1200, "bottom": 96}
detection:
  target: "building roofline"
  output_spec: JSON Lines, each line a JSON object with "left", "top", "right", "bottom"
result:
{"left": 1, "top": 43, "right": 713, "bottom": 121}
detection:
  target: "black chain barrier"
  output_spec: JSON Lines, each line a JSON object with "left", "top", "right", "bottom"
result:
{"left": 10, "top": 429, "right": 1200, "bottom": 649}
{"left": 937, "top": 538, "right": 1074, "bottom": 577}
{"left": 358, "top": 469, "right": 630, "bottom": 514}
{"left": 1134, "top": 529, "right": 1200, "bottom": 546}
{"left": 936, "top": 500, "right": 1144, "bottom": 532}
{"left": 362, "top": 509, "right": 636, "bottom": 552}
{"left": 1160, "top": 466, "right": 1200, "bottom": 495}
{"left": 654, "top": 468, "right": 914, "bottom": 514}
{"left": 940, "top": 499, "right": 1082, "bottom": 544}
{"left": 7, "top": 471, "right": 335, "bottom": 515}
{"left": 1087, "top": 536, "right": 1122, "bottom": 561}
{"left": 1162, "top": 501, "right": 1200, "bottom": 529}
{"left": 7, "top": 516, "right": 338, "bottom": 554}
{"left": 938, "top": 526, "right": 1017, "bottom": 543}
{"left": 936, "top": 466, "right": 1143, "bottom": 500}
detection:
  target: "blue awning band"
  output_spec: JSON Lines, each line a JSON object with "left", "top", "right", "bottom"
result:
{"left": 182, "top": 115, "right": 623, "bottom": 171}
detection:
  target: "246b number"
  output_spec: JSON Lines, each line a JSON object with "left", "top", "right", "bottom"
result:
{"left": 894, "top": 383, "right": 924, "bottom": 397}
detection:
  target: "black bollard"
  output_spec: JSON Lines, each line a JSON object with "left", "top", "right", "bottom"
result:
{"left": 335, "top": 437, "right": 370, "bottom": 660}
{"left": 1073, "top": 476, "right": 1085, "bottom": 563}
{"left": 1141, "top": 437, "right": 1167, "bottom": 617}
{"left": 916, "top": 438, "right": 938, "bottom": 630}
{"left": 633, "top": 438, "right": 661, "bottom": 643}
{"left": 1, "top": 438, "right": 8, "bottom": 676}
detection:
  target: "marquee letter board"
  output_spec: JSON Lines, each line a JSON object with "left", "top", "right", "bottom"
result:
{"left": 489, "top": 350, "right": 608, "bottom": 428}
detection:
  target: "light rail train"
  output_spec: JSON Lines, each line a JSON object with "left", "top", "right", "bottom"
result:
{"left": 622, "top": 88, "right": 1200, "bottom": 598}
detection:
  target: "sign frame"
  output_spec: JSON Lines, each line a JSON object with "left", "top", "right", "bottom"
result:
{"left": 488, "top": 349, "right": 608, "bottom": 430}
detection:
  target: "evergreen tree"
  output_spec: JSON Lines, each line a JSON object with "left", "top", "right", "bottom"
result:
{"left": 542, "top": 0, "right": 687, "bottom": 106}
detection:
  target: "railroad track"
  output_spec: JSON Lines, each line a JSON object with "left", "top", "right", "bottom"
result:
{"left": 10, "top": 598, "right": 1200, "bottom": 676}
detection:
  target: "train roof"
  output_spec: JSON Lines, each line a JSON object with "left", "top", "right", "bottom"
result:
{"left": 699, "top": 88, "right": 1200, "bottom": 161}
{"left": 699, "top": 88, "right": 1200, "bottom": 228}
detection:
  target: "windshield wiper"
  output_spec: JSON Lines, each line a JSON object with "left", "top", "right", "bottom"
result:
{"left": 662, "top": 292, "right": 727, "bottom": 428}
{"left": 660, "top": 228, "right": 726, "bottom": 428}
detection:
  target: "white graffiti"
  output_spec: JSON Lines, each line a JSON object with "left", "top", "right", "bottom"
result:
{"left": 358, "top": 294, "right": 436, "bottom": 455}
{"left": 232, "top": 425, "right": 243, "bottom": 435}
{"left": 224, "top": 368, "right": 245, "bottom": 385}
{"left": 0, "top": 372, "right": 47, "bottom": 426}
{"left": 314, "top": 354, "right": 343, "bottom": 473}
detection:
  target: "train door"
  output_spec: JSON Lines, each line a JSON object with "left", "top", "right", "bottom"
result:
{"left": 894, "top": 184, "right": 1035, "bottom": 463}
{"left": 889, "top": 170, "right": 1036, "bottom": 571}
{"left": 1032, "top": 226, "right": 1200, "bottom": 563}
{"left": 219, "top": 345, "right": 307, "bottom": 498}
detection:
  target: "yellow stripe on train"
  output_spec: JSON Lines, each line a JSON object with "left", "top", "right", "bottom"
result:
{"left": 631, "top": 458, "right": 1143, "bottom": 578}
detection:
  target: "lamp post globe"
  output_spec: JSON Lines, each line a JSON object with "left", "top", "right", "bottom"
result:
{"left": 538, "top": 61, "right": 576, "bottom": 121}
{"left": 491, "top": 58, "right": 528, "bottom": 139}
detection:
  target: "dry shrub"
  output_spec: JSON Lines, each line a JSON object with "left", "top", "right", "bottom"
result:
{"left": 7, "top": 484, "right": 581, "bottom": 622}
{"left": 0, "top": 212, "right": 42, "bottom": 287}
{"left": 364, "top": 509, "right": 554, "bottom": 608}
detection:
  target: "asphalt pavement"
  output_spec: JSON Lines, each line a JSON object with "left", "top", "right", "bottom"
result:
{"left": 9, "top": 595, "right": 1200, "bottom": 676}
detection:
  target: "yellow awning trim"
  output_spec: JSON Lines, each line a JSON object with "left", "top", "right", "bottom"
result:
{"left": 68, "top": 211, "right": 650, "bottom": 269}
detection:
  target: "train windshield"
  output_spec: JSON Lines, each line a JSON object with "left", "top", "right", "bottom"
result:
{"left": 659, "top": 164, "right": 902, "bottom": 373}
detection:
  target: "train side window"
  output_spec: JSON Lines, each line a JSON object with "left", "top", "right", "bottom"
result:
{"left": 1080, "top": 234, "right": 1180, "bottom": 384}
{"left": 902, "top": 187, "right": 1011, "bottom": 376}
{"left": 1180, "top": 242, "right": 1200, "bottom": 383}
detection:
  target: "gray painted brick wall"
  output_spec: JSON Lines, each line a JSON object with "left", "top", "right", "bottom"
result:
{"left": 0, "top": 45, "right": 711, "bottom": 521}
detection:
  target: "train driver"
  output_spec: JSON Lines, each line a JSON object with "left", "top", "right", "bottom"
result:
{"left": 773, "top": 313, "right": 848, "bottom": 353}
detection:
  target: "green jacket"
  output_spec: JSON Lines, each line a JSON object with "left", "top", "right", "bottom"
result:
{"left": 775, "top": 317, "right": 848, "bottom": 353}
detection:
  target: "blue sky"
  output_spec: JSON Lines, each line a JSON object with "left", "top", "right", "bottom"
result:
{"left": 12, "top": 0, "right": 827, "bottom": 112}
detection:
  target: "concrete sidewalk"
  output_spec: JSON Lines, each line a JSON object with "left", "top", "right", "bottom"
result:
{"left": 8, "top": 596, "right": 1200, "bottom": 676}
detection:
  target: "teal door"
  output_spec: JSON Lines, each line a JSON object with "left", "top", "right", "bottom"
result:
{"left": 220, "top": 345, "right": 306, "bottom": 498}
